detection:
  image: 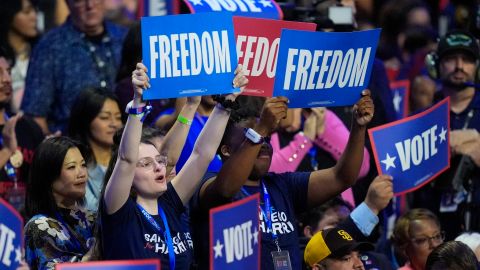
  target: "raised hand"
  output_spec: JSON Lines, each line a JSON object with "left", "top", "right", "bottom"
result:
{"left": 311, "top": 107, "right": 326, "bottom": 136}
{"left": 353, "top": 89, "right": 374, "bottom": 127}
{"left": 255, "top": 97, "right": 289, "bottom": 136}
{"left": 226, "top": 64, "right": 249, "bottom": 101}
{"left": 132, "top": 62, "right": 150, "bottom": 101}
{"left": 364, "top": 174, "right": 394, "bottom": 215}
{"left": 303, "top": 112, "right": 318, "bottom": 141}
{"left": 2, "top": 114, "right": 21, "bottom": 154}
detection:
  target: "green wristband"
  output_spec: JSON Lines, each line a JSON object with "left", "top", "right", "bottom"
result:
{"left": 177, "top": 115, "right": 192, "bottom": 125}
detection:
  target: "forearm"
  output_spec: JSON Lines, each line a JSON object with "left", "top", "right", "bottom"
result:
{"left": 314, "top": 110, "right": 370, "bottom": 178}
{"left": 159, "top": 102, "right": 198, "bottom": 173}
{"left": 104, "top": 99, "right": 144, "bottom": 213}
{"left": 270, "top": 132, "right": 312, "bottom": 173}
{"left": 0, "top": 148, "right": 12, "bottom": 168}
{"left": 155, "top": 98, "right": 186, "bottom": 130}
{"left": 333, "top": 123, "right": 366, "bottom": 186}
{"left": 33, "top": 117, "right": 50, "bottom": 135}
{"left": 173, "top": 104, "right": 231, "bottom": 204}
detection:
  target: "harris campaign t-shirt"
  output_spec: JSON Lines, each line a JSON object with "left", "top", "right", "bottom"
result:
{"left": 101, "top": 183, "right": 194, "bottom": 269}
{"left": 191, "top": 171, "right": 311, "bottom": 270}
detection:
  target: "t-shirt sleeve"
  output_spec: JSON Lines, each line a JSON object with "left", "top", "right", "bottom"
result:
{"left": 279, "top": 172, "right": 311, "bottom": 212}
{"left": 160, "top": 182, "right": 186, "bottom": 215}
{"left": 101, "top": 196, "right": 137, "bottom": 226}
{"left": 24, "top": 216, "right": 82, "bottom": 270}
{"left": 21, "top": 39, "right": 55, "bottom": 117}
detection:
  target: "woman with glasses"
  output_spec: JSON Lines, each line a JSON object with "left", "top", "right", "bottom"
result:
{"left": 97, "top": 63, "right": 247, "bottom": 269}
{"left": 392, "top": 208, "right": 445, "bottom": 270}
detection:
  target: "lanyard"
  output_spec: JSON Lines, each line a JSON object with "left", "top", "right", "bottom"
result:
{"left": 137, "top": 202, "right": 176, "bottom": 270}
{"left": 241, "top": 181, "right": 281, "bottom": 251}
{"left": 308, "top": 148, "right": 319, "bottom": 171}
{"left": 55, "top": 211, "right": 88, "bottom": 252}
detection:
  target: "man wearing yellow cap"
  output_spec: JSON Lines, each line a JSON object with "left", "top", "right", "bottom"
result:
{"left": 304, "top": 228, "right": 373, "bottom": 270}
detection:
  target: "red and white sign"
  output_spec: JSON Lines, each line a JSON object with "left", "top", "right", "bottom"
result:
{"left": 233, "top": 17, "right": 316, "bottom": 96}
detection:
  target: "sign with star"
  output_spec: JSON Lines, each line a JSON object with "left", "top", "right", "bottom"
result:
{"left": 390, "top": 80, "right": 410, "bottom": 120}
{"left": 0, "top": 198, "right": 23, "bottom": 270}
{"left": 210, "top": 194, "right": 260, "bottom": 270}
{"left": 233, "top": 17, "right": 316, "bottom": 97}
{"left": 183, "top": 0, "right": 282, "bottom": 19}
{"left": 368, "top": 98, "right": 451, "bottom": 195}
{"left": 56, "top": 259, "right": 160, "bottom": 270}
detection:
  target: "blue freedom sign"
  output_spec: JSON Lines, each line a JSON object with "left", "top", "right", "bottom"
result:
{"left": 141, "top": 12, "right": 239, "bottom": 100}
{"left": 390, "top": 80, "right": 410, "bottom": 120}
{"left": 273, "top": 29, "right": 380, "bottom": 108}
{"left": 183, "top": 0, "right": 282, "bottom": 19}
{"left": 368, "top": 98, "right": 451, "bottom": 195}
{"left": 0, "top": 198, "right": 23, "bottom": 270}
{"left": 210, "top": 194, "right": 260, "bottom": 270}
{"left": 56, "top": 259, "right": 160, "bottom": 270}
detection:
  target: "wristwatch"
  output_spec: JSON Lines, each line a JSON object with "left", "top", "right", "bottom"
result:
{"left": 244, "top": 128, "right": 265, "bottom": 144}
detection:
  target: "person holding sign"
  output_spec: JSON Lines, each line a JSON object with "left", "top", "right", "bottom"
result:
{"left": 191, "top": 90, "right": 373, "bottom": 269}
{"left": 98, "top": 62, "right": 247, "bottom": 269}
{"left": 24, "top": 136, "right": 96, "bottom": 269}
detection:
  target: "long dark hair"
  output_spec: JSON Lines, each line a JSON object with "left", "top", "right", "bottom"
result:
{"left": 25, "top": 137, "right": 86, "bottom": 218}
{"left": 0, "top": 0, "right": 38, "bottom": 62}
{"left": 68, "top": 87, "right": 121, "bottom": 165}
{"left": 116, "top": 22, "right": 141, "bottom": 82}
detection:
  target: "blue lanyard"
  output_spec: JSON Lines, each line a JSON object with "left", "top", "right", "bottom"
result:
{"left": 308, "top": 148, "right": 318, "bottom": 171}
{"left": 55, "top": 212, "right": 86, "bottom": 252}
{"left": 137, "top": 202, "right": 176, "bottom": 270}
{"left": 241, "top": 181, "right": 281, "bottom": 251}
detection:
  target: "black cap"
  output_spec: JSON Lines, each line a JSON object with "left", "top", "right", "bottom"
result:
{"left": 437, "top": 29, "right": 480, "bottom": 61}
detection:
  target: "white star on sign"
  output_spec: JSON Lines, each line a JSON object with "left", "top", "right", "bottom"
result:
{"left": 393, "top": 90, "right": 402, "bottom": 114}
{"left": 439, "top": 127, "right": 447, "bottom": 143}
{"left": 253, "top": 227, "right": 259, "bottom": 245}
{"left": 189, "top": 0, "right": 203, "bottom": 5}
{"left": 214, "top": 239, "right": 223, "bottom": 258}
{"left": 15, "top": 246, "right": 22, "bottom": 262}
{"left": 259, "top": 0, "right": 272, "bottom": 7}
{"left": 381, "top": 153, "right": 397, "bottom": 171}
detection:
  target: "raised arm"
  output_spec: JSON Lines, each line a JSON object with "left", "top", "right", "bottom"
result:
{"left": 172, "top": 65, "right": 248, "bottom": 205}
{"left": 199, "top": 97, "right": 288, "bottom": 210}
{"left": 0, "top": 114, "right": 20, "bottom": 168}
{"left": 104, "top": 63, "right": 149, "bottom": 214}
{"left": 307, "top": 90, "right": 374, "bottom": 207}
{"left": 158, "top": 97, "right": 201, "bottom": 177}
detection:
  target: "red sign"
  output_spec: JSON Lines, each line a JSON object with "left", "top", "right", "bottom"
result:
{"left": 233, "top": 17, "right": 316, "bottom": 96}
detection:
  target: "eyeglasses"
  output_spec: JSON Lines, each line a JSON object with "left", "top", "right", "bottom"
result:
{"left": 71, "top": 0, "right": 101, "bottom": 7}
{"left": 410, "top": 231, "right": 445, "bottom": 247}
{"left": 136, "top": 155, "right": 168, "bottom": 170}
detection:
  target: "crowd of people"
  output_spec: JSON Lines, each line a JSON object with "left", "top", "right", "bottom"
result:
{"left": 2, "top": 0, "right": 480, "bottom": 269}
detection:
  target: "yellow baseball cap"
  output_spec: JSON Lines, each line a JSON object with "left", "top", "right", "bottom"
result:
{"left": 304, "top": 228, "right": 373, "bottom": 267}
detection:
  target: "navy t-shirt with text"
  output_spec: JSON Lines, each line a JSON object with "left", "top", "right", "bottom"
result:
{"left": 191, "top": 171, "right": 311, "bottom": 270}
{"left": 101, "top": 183, "right": 194, "bottom": 269}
